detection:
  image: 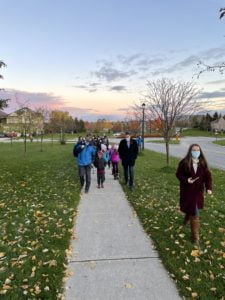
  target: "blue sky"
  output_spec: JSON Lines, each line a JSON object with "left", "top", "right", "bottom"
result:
{"left": 1, "top": 0, "right": 225, "bottom": 120}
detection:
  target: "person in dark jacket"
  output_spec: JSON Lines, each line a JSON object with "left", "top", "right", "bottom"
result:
{"left": 94, "top": 150, "right": 107, "bottom": 188}
{"left": 176, "top": 144, "right": 212, "bottom": 246}
{"left": 118, "top": 132, "right": 138, "bottom": 191}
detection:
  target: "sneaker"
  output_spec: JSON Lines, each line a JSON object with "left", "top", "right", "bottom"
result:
{"left": 84, "top": 189, "right": 89, "bottom": 194}
{"left": 97, "top": 185, "right": 100, "bottom": 189}
{"left": 101, "top": 184, "right": 104, "bottom": 188}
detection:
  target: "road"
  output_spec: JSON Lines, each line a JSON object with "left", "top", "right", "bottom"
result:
{"left": 1, "top": 136, "right": 225, "bottom": 170}
{"left": 143, "top": 137, "right": 225, "bottom": 170}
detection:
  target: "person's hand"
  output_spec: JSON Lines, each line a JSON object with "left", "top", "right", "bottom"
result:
{"left": 207, "top": 190, "right": 212, "bottom": 195}
{"left": 188, "top": 177, "right": 199, "bottom": 184}
{"left": 81, "top": 145, "right": 85, "bottom": 148}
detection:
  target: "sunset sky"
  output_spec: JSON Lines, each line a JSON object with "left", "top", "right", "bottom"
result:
{"left": 1, "top": 0, "right": 225, "bottom": 120}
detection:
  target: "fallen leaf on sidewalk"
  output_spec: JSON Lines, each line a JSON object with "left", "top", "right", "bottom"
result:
{"left": 89, "top": 261, "right": 97, "bottom": 269}
{"left": 132, "top": 211, "right": 137, "bottom": 218}
{"left": 124, "top": 282, "right": 133, "bottom": 289}
{"left": 64, "top": 270, "right": 74, "bottom": 277}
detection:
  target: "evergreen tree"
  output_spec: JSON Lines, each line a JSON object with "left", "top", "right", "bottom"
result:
{"left": 0, "top": 60, "right": 9, "bottom": 110}
{"left": 213, "top": 112, "right": 219, "bottom": 121}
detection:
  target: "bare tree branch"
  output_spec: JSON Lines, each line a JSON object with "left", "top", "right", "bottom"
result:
{"left": 144, "top": 78, "right": 202, "bottom": 165}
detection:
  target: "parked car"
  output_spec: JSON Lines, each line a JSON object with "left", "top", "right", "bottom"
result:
{"left": 0, "top": 132, "right": 5, "bottom": 138}
{"left": 5, "top": 132, "right": 17, "bottom": 138}
{"left": 113, "top": 132, "right": 124, "bottom": 137}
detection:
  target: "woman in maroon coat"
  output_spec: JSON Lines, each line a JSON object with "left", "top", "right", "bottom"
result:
{"left": 176, "top": 144, "right": 212, "bottom": 246}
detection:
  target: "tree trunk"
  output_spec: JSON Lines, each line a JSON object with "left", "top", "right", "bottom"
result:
{"left": 165, "top": 137, "right": 170, "bottom": 165}
{"left": 40, "top": 132, "right": 43, "bottom": 152}
{"left": 24, "top": 129, "right": 27, "bottom": 156}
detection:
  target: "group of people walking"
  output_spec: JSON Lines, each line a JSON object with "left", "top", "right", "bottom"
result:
{"left": 73, "top": 134, "right": 212, "bottom": 247}
{"left": 73, "top": 132, "right": 138, "bottom": 192}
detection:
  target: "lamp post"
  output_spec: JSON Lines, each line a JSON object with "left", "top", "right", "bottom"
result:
{"left": 215, "top": 130, "right": 218, "bottom": 142}
{"left": 142, "top": 103, "right": 145, "bottom": 150}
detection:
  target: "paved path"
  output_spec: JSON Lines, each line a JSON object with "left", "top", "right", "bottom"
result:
{"left": 144, "top": 137, "right": 225, "bottom": 170}
{"left": 65, "top": 169, "right": 181, "bottom": 300}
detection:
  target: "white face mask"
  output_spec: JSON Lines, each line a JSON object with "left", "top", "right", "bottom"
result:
{"left": 126, "top": 136, "right": 130, "bottom": 142}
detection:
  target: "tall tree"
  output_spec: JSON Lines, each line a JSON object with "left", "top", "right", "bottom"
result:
{"left": 213, "top": 111, "right": 219, "bottom": 121}
{"left": 0, "top": 60, "right": 9, "bottom": 110}
{"left": 145, "top": 78, "right": 201, "bottom": 165}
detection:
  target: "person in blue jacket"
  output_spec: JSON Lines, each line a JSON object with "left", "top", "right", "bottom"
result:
{"left": 74, "top": 135, "right": 96, "bottom": 193}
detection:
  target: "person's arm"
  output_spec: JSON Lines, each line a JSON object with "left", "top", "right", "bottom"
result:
{"left": 118, "top": 141, "right": 123, "bottom": 159}
{"left": 176, "top": 161, "right": 189, "bottom": 184}
{"left": 204, "top": 168, "right": 212, "bottom": 193}
{"left": 91, "top": 146, "right": 96, "bottom": 163}
{"left": 133, "top": 140, "right": 139, "bottom": 158}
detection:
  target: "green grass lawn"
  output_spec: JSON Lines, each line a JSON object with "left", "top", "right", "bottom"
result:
{"left": 0, "top": 143, "right": 80, "bottom": 299}
{"left": 182, "top": 128, "right": 225, "bottom": 138}
{"left": 147, "top": 139, "right": 180, "bottom": 144}
{"left": 213, "top": 139, "right": 225, "bottom": 146}
{"left": 121, "top": 150, "right": 225, "bottom": 300}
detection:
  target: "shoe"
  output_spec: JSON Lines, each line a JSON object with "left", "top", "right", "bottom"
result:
{"left": 84, "top": 189, "right": 89, "bottom": 194}
{"left": 97, "top": 185, "right": 100, "bottom": 189}
{"left": 129, "top": 186, "right": 134, "bottom": 192}
{"left": 101, "top": 184, "right": 104, "bottom": 188}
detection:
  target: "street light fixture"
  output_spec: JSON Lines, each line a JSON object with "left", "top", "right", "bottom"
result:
{"left": 142, "top": 103, "right": 145, "bottom": 150}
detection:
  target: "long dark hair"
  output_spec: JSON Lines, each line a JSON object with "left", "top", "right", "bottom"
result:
{"left": 183, "top": 144, "right": 209, "bottom": 171}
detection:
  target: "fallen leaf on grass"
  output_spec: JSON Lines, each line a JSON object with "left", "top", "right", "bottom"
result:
{"left": 5, "top": 279, "right": 11, "bottom": 285}
{"left": 191, "top": 250, "right": 200, "bottom": 257}
{"left": 21, "top": 285, "right": 29, "bottom": 289}
{"left": 34, "top": 211, "right": 44, "bottom": 219}
{"left": 192, "top": 292, "right": 198, "bottom": 298}
{"left": 34, "top": 285, "right": 41, "bottom": 294}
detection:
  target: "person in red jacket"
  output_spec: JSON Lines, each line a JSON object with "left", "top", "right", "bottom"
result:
{"left": 176, "top": 144, "right": 212, "bottom": 246}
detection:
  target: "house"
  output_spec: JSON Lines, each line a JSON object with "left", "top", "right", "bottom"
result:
{"left": 0, "top": 110, "right": 7, "bottom": 123}
{"left": 0, "top": 107, "right": 44, "bottom": 134}
{"left": 210, "top": 117, "right": 225, "bottom": 132}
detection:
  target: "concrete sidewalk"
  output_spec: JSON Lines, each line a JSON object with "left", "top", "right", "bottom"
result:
{"left": 65, "top": 168, "right": 181, "bottom": 300}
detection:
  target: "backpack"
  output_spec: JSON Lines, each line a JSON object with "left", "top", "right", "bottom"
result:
{"left": 73, "top": 143, "right": 84, "bottom": 157}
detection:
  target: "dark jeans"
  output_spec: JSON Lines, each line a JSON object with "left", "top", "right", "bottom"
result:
{"left": 123, "top": 164, "right": 134, "bottom": 187}
{"left": 97, "top": 172, "right": 105, "bottom": 185}
{"left": 79, "top": 164, "right": 91, "bottom": 192}
{"left": 112, "top": 162, "right": 119, "bottom": 177}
